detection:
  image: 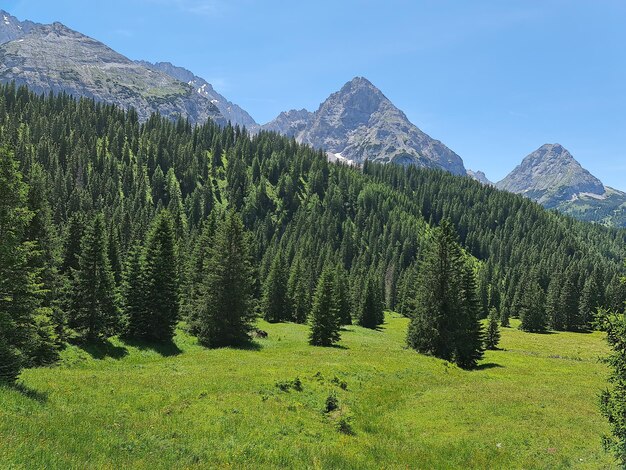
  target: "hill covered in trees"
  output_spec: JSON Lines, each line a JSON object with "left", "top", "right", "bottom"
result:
{"left": 1, "top": 83, "right": 625, "bottom": 380}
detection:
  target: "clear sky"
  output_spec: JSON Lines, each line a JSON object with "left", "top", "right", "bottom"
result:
{"left": 4, "top": 0, "right": 626, "bottom": 188}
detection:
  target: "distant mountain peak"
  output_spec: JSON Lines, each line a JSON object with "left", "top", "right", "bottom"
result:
{"left": 467, "top": 169, "right": 493, "bottom": 186}
{"left": 262, "top": 77, "right": 466, "bottom": 175}
{"left": 497, "top": 143, "right": 605, "bottom": 207}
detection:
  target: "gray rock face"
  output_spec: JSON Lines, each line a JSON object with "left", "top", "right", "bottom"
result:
{"left": 262, "top": 77, "right": 466, "bottom": 175}
{"left": 466, "top": 169, "right": 493, "bottom": 186}
{"left": 138, "top": 61, "right": 258, "bottom": 130}
{"left": 0, "top": 10, "right": 37, "bottom": 45}
{"left": 496, "top": 144, "right": 605, "bottom": 207}
{"left": 0, "top": 18, "right": 225, "bottom": 125}
{"left": 262, "top": 109, "right": 313, "bottom": 137}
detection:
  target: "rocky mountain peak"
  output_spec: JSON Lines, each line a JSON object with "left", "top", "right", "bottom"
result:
{"left": 496, "top": 144, "right": 605, "bottom": 207}
{"left": 263, "top": 77, "right": 466, "bottom": 175}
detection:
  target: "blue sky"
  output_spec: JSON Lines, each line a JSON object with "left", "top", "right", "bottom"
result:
{"left": 4, "top": 0, "right": 626, "bottom": 188}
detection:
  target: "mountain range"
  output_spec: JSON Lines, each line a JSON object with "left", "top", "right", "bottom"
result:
{"left": 0, "top": 10, "right": 624, "bottom": 226}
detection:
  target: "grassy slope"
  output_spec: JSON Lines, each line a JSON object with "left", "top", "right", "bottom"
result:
{"left": 0, "top": 315, "right": 616, "bottom": 469}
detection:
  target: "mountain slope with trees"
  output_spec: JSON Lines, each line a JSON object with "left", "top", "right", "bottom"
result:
{"left": 0, "top": 83, "right": 624, "bottom": 382}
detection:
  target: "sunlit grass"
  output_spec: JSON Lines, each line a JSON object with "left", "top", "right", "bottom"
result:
{"left": 0, "top": 314, "right": 616, "bottom": 469}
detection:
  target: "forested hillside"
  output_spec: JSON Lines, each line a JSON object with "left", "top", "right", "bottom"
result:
{"left": 1, "top": 83, "right": 625, "bottom": 379}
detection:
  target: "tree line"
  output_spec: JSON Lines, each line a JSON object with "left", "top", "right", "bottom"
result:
{"left": 0, "top": 83, "right": 624, "bottom": 383}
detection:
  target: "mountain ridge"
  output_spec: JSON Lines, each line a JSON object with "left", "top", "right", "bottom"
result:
{"left": 262, "top": 77, "right": 466, "bottom": 175}
{"left": 0, "top": 13, "right": 225, "bottom": 125}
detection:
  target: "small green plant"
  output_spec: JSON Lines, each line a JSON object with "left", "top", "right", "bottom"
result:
{"left": 325, "top": 393, "right": 339, "bottom": 413}
{"left": 331, "top": 376, "right": 348, "bottom": 390}
{"left": 275, "top": 380, "right": 291, "bottom": 392}
{"left": 337, "top": 416, "right": 354, "bottom": 435}
{"left": 292, "top": 377, "right": 303, "bottom": 391}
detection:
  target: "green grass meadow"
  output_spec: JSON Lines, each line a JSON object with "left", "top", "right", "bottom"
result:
{"left": 0, "top": 314, "right": 617, "bottom": 469}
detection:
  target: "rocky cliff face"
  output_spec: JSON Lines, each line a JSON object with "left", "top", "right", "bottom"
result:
{"left": 496, "top": 144, "right": 605, "bottom": 207}
{"left": 0, "top": 18, "right": 225, "bottom": 125}
{"left": 0, "top": 10, "right": 37, "bottom": 45}
{"left": 138, "top": 61, "right": 258, "bottom": 130}
{"left": 263, "top": 77, "right": 466, "bottom": 175}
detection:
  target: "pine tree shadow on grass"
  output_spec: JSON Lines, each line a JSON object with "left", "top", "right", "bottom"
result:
{"left": 1, "top": 382, "right": 48, "bottom": 403}
{"left": 228, "top": 340, "right": 262, "bottom": 351}
{"left": 474, "top": 362, "right": 504, "bottom": 371}
{"left": 73, "top": 339, "right": 129, "bottom": 360}
{"left": 120, "top": 338, "right": 182, "bottom": 357}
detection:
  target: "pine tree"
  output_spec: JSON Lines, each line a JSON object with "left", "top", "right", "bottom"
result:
{"left": 518, "top": 273, "right": 546, "bottom": 333}
{"left": 309, "top": 267, "right": 341, "bottom": 346}
{"left": 358, "top": 276, "right": 383, "bottom": 329}
{"left": 485, "top": 307, "right": 501, "bottom": 350}
{"left": 579, "top": 276, "right": 601, "bottom": 328}
{"left": 597, "top": 304, "right": 626, "bottom": 466}
{"left": 122, "top": 242, "right": 146, "bottom": 338}
{"left": 334, "top": 265, "right": 353, "bottom": 326}
{"left": 287, "top": 256, "right": 311, "bottom": 324}
{"left": 546, "top": 274, "right": 564, "bottom": 330}
{"left": 194, "top": 211, "right": 255, "bottom": 347}
{"left": 261, "top": 252, "right": 291, "bottom": 323}
{"left": 406, "top": 220, "right": 464, "bottom": 362}
{"left": 561, "top": 273, "right": 580, "bottom": 331}
{"left": 69, "top": 213, "right": 121, "bottom": 341}
{"left": 0, "top": 148, "right": 43, "bottom": 382}
{"left": 455, "top": 261, "right": 484, "bottom": 368}
{"left": 134, "top": 210, "right": 180, "bottom": 341}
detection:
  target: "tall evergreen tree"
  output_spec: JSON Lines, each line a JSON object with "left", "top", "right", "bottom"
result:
{"left": 597, "top": 304, "right": 626, "bottom": 466}
{"left": 455, "top": 261, "right": 484, "bottom": 368}
{"left": 136, "top": 210, "right": 179, "bottom": 341}
{"left": 261, "top": 252, "right": 291, "bottom": 323}
{"left": 69, "top": 213, "right": 121, "bottom": 341}
{"left": 485, "top": 307, "right": 501, "bottom": 350}
{"left": 334, "top": 264, "right": 353, "bottom": 326}
{"left": 122, "top": 242, "right": 146, "bottom": 338}
{"left": 518, "top": 272, "right": 547, "bottom": 333}
{"left": 309, "top": 266, "right": 341, "bottom": 346}
{"left": 579, "top": 276, "right": 601, "bottom": 328}
{"left": 194, "top": 211, "right": 255, "bottom": 347}
{"left": 546, "top": 274, "right": 564, "bottom": 330}
{"left": 406, "top": 220, "right": 464, "bottom": 362}
{"left": 358, "top": 276, "right": 383, "bottom": 329}
{"left": 287, "top": 256, "right": 311, "bottom": 324}
{"left": 0, "top": 148, "right": 43, "bottom": 382}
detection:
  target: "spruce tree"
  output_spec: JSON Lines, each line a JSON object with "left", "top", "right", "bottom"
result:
{"left": 546, "top": 274, "right": 564, "bottom": 330}
{"left": 122, "top": 242, "right": 146, "bottom": 338}
{"left": 309, "top": 267, "right": 341, "bottom": 346}
{"left": 140, "top": 210, "right": 179, "bottom": 341}
{"left": 0, "top": 148, "right": 43, "bottom": 382}
{"left": 287, "top": 256, "right": 311, "bottom": 324}
{"left": 334, "top": 264, "right": 353, "bottom": 326}
{"left": 406, "top": 220, "right": 464, "bottom": 362}
{"left": 455, "top": 261, "right": 484, "bottom": 368}
{"left": 69, "top": 213, "right": 121, "bottom": 341}
{"left": 261, "top": 252, "right": 291, "bottom": 323}
{"left": 485, "top": 307, "right": 501, "bottom": 350}
{"left": 597, "top": 303, "right": 626, "bottom": 466}
{"left": 358, "top": 276, "right": 383, "bottom": 329}
{"left": 561, "top": 273, "right": 580, "bottom": 331}
{"left": 194, "top": 211, "right": 255, "bottom": 347}
{"left": 579, "top": 276, "right": 600, "bottom": 329}
{"left": 518, "top": 273, "right": 547, "bottom": 333}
